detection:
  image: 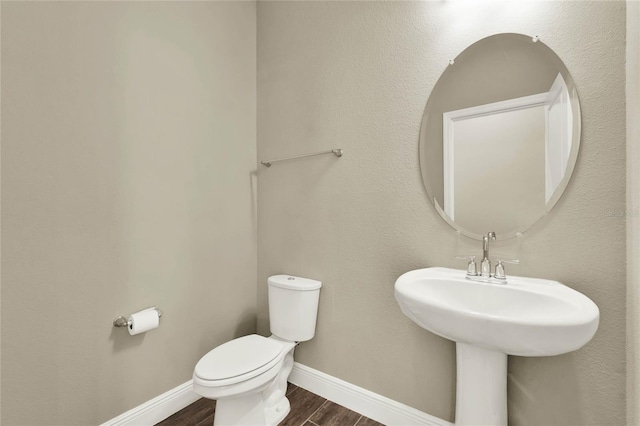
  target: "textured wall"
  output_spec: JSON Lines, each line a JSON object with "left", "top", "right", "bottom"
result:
{"left": 1, "top": 2, "right": 256, "bottom": 424}
{"left": 257, "top": 1, "right": 626, "bottom": 424}
{"left": 627, "top": 1, "right": 640, "bottom": 424}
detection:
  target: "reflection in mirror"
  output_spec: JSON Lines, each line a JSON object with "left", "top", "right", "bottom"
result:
{"left": 420, "top": 34, "right": 581, "bottom": 240}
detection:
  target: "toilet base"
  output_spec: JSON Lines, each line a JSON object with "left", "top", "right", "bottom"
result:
{"left": 263, "top": 343, "right": 294, "bottom": 425}
{"left": 265, "top": 396, "right": 290, "bottom": 426}
{"left": 199, "top": 338, "right": 296, "bottom": 426}
{"left": 214, "top": 393, "right": 266, "bottom": 426}
{"left": 213, "top": 393, "right": 290, "bottom": 426}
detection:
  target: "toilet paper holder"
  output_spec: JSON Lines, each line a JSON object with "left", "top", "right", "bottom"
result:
{"left": 113, "top": 308, "right": 162, "bottom": 328}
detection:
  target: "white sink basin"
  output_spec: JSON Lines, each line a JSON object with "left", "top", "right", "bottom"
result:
{"left": 394, "top": 267, "right": 599, "bottom": 356}
{"left": 394, "top": 267, "right": 599, "bottom": 425}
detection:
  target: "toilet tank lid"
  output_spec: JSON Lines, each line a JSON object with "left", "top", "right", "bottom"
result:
{"left": 268, "top": 275, "right": 322, "bottom": 290}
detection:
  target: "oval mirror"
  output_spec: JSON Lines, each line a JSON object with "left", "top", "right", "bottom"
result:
{"left": 420, "top": 33, "right": 581, "bottom": 240}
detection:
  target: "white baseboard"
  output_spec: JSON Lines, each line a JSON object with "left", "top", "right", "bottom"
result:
{"left": 101, "top": 364, "right": 452, "bottom": 426}
{"left": 100, "top": 380, "right": 199, "bottom": 426}
{"left": 289, "top": 362, "right": 453, "bottom": 426}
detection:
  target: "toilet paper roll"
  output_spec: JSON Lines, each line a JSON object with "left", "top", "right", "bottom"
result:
{"left": 128, "top": 308, "right": 160, "bottom": 336}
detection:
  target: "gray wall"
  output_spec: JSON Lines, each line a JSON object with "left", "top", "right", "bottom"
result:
{"left": 627, "top": 1, "right": 640, "bottom": 424}
{"left": 257, "top": 1, "right": 626, "bottom": 424}
{"left": 1, "top": 2, "right": 257, "bottom": 424}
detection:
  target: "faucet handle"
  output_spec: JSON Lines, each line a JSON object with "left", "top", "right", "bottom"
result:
{"left": 455, "top": 255, "right": 478, "bottom": 276}
{"left": 493, "top": 258, "right": 519, "bottom": 282}
{"left": 494, "top": 261, "right": 506, "bottom": 280}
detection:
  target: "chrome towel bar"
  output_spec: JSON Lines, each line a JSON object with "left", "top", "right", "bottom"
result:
{"left": 261, "top": 148, "right": 343, "bottom": 167}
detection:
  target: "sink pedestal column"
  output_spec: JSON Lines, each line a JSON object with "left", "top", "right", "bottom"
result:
{"left": 455, "top": 343, "right": 507, "bottom": 426}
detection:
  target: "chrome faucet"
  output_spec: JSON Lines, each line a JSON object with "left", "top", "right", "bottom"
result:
{"left": 457, "top": 231, "right": 517, "bottom": 283}
{"left": 480, "top": 232, "right": 496, "bottom": 277}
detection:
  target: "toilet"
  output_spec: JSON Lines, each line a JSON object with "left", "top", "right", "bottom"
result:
{"left": 193, "top": 275, "right": 322, "bottom": 426}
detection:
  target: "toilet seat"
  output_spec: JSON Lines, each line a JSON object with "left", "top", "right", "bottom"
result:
{"left": 194, "top": 335, "right": 284, "bottom": 387}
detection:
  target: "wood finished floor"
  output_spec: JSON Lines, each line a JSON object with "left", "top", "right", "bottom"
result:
{"left": 156, "top": 383, "right": 384, "bottom": 426}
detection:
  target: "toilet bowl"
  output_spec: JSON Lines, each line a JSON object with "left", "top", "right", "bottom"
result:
{"left": 193, "top": 275, "right": 321, "bottom": 426}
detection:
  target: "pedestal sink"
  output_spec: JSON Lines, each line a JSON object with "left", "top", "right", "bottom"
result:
{"left": 394, "top": 267, "right": 599, "bottom": 426}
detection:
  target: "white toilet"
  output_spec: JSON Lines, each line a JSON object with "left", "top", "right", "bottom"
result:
{"left": 193, "top": 275, "right": 322, "bottom": 426}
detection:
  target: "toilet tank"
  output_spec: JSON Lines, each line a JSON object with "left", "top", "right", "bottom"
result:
{"left": 268, "top": 275, "right": 321, "bottom": 342}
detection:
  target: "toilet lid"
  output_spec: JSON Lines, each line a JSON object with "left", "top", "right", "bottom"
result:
{"left": 194, "top": 334, "right": 284, "bottom": 381}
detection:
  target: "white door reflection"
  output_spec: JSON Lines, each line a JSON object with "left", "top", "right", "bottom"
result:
{"left": 545, "top": 73, "right": 574, "bottom": 203}
{"left": 442, "top": 73, "right": 572, "bottom": 235}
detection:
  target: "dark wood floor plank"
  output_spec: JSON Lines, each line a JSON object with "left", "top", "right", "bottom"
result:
{"left": 309, "top": 400, "right": 362, "bottom": 426}
{"left": 278, "top": 388, "right": 327, "bottom": 426}
{"left": 156, "top": 398, "right": 215, "bottom": 426}
{"left": 355, "top": 416, "right": 385, "bottom": 426}
{"left": 286, "top": 382, "right": 299, "bottom": 396}
{"left": 194, "top": 414, "right": 214, "bottom": 426}
{"left": 155, "top": 385, "right": 372, "bottom": 426}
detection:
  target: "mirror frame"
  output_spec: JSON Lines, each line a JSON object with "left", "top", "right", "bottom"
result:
{"left": 419, "top": 33, "right": 582, "bottom": 240}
